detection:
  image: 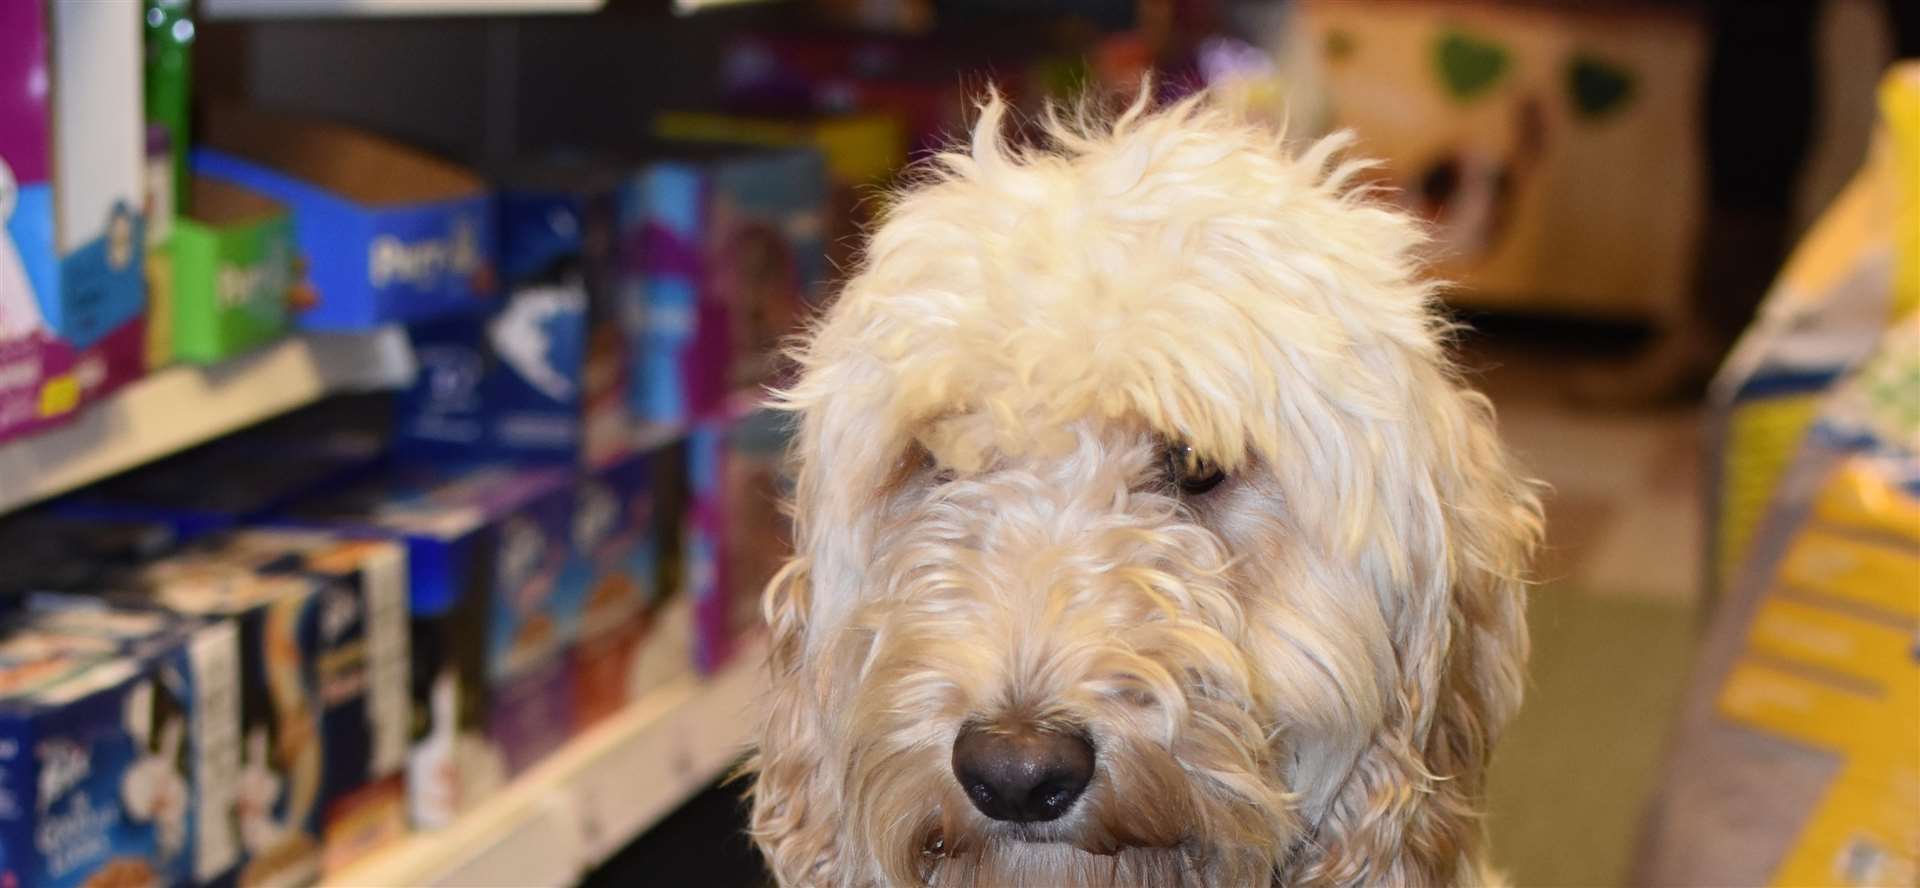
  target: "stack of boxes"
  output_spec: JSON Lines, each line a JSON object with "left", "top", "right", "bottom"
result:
{"left": 0, "top": 96, "right": 830, "bottom": 885}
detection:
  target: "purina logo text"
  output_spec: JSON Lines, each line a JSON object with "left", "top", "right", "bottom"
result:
{"left": 369, "top": 217, "right": 483, "bottom": 289}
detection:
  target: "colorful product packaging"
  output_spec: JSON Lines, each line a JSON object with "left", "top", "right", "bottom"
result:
{"left": 682, "top": 402, "right": 791, "bottom": 676}
{"left": 652, "top": 111, "right": 902, "bottom": 284}
{"left": 682, "top": 420, "right": 731, "bottom": 675}
{"left": 720, "top": 403, "right": 795, "bottom": 656}
{"left": 0, "top": 0, "right": 149, "bottom": 442}
{"left": 1292, "top": 0, "right": 1708, "bottom": 319}
{"left": 1704, "top": 65, "right": 1916, "bottom": 597}
{"left": 566, "top": 435, "right": 700, "bottom": 730}
{"left": 167, "top": 176, "right": 296, "bottom": 364}
{"left": 283, "top": 464, "right": 580, "bottom": 828}
{"left": 397, "top": 165, "right": 631, "bottom": 465}
{"left": 620, "top": 142, "right": 829, "bottom": 425}
{"left": 127, "top": 530, "right": 412, "bottom": 885}
{"left": 1640, "top": 317, "right": 1919, "bottom": 888}
{"left": 0, "top": 605, "right": 240, "bottom": 888}
{"left": 195, "top": 108, "right": 497, "bottom": 331}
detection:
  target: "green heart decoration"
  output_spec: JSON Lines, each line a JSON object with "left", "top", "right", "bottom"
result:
{"left": 1567, "top": 54, "right": 1635, "bottom": 120}
{"left": 1325, "top": 28, "right": 1356, "bottom": 64}
{"left": 1434, "top": 30, "right": 1510, "bottom": 103}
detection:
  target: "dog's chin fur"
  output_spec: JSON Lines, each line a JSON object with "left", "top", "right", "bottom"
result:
{"left": 744, "top": 89, "right": 1544, "bottom": 888}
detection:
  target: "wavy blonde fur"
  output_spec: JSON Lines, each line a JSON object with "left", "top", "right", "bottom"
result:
{"left": 743, "top": 89, "right": 1543, "bottom": 888}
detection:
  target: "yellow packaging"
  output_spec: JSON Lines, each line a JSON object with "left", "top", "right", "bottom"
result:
{"left": 1881, "top": 62, "right": 1919, "bottom": 319}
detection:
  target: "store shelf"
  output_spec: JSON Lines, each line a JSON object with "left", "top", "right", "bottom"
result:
{"left": 0, "top": 329, "right": 412, "bottom": 516}
{"left": 329, "top": 638, "right": 768, "bottom": 888}
{"left": 202, "top": 0, "right": 605, "bottom": 19}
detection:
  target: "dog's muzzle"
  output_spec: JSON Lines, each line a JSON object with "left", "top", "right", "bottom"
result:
{"left": 951, "top": 724, "right": 1096, "bottom": 823}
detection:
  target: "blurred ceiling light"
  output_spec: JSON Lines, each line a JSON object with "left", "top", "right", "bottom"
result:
{"left": 673, "top": 0, "right": 786, "bottom": 13}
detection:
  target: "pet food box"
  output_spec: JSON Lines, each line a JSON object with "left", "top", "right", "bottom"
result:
{"left": 195, "top": 108, "right": 497, "bottom": 331}
{"left": 0, "top": 604, "right": 241, "bottom": 888}
{"left": 283, "top": 463, "right": 581, "bottom": 828}
{"left": 398, "top": 165, "right": 631, "bottom": 465}
{"left": 126, "top": 530, "right": 413, "bottom": 884}
{"left": 567, "top": 435, "right": 701, "bottom": 730}
{"left": 0, "top": 0, "right": 149, "bottom": 443}
{"left": 166, "top": 176, "right": 297, "bottom": 364}
{"left": 1704, "top": 66, "right": 1919, "bottom": 597}
{"left": 621, "top": 143, "right": 829, "bottom": 425}
{"left": 684, "top": 405, "right": 791, "bottom": 676}
{"left": 653, "top": 111, "right": 899, "bottom": 287}
{"left": 1641, "top": 317, "right": 1919, "bottom": 887}
{"left": 721, "top": 404, "right": 794, "bottom": 650}
{"left": 1292, "top": 0, "right": 1706, "bottom": 320}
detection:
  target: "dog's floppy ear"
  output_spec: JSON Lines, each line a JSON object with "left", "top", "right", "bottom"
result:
{"left": 1304, "top": 374, "right": 1541, "bottom": 887}
{"left": 745, "top": 557, "right": 846, "bottom": 885}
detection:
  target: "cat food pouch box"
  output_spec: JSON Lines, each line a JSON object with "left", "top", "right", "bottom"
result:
{"left": 283, "top": 463, "right": 578, "bottom": 829}
{"left": 0, "top": 608, "right": 240, "bottom": 888}
{"left": 567, "top": 435, "right": 702, "bottom": 729}
{"left": 127, "top": 530, "right": 410, "bottom": 884}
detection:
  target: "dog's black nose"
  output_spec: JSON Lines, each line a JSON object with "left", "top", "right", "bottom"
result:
{"left": 951, "top": 724, "right": 1095, "bottom": 823}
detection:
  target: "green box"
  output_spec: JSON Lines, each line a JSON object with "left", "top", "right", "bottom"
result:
{"left": 170, "top": 176, "right": 295, "bottom": 363}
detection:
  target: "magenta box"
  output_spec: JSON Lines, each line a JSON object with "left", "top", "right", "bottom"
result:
{"left": 0, "top": 1, "right": 148, "bottom": 444}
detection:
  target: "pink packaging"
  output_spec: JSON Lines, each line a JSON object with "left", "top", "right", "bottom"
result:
{"left": 0, "top": 1, "right": 148, "bottom": 444}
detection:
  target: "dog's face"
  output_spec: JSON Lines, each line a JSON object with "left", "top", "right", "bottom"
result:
{"left": 749, "top": 96, "right": 1542, "bottom": 888}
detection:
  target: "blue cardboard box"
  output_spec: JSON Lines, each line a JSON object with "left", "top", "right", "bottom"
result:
{"left": 195, "top": 109, "right": 497, "bottom": 331}
{"left": 0, "top": 609, "right": 240, "bottom": 888}
{"left": 397, "top": 166, "right": 632, "bottom": 465}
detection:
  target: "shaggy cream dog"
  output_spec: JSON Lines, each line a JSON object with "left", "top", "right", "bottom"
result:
{"left": 745, "top": 91, "right": 1543, "bottom": 888}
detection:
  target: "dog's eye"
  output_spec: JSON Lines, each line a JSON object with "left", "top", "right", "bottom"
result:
{"left": 1164, "top": 443, "right": 1225, "bottom": 495}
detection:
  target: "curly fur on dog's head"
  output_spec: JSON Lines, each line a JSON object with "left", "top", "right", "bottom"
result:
{"left": 745, "top": 90, "right": 1543, "bottom": 888}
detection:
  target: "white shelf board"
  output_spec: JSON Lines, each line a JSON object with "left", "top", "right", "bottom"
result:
{"left": 0, "top": 329, "right": 412, "bottom": 516}
{"left": 328, "top": 637, "right": 768, "bottom": 888}
{"left": 203, "top": 0, "right": 605, "bottom": 19}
